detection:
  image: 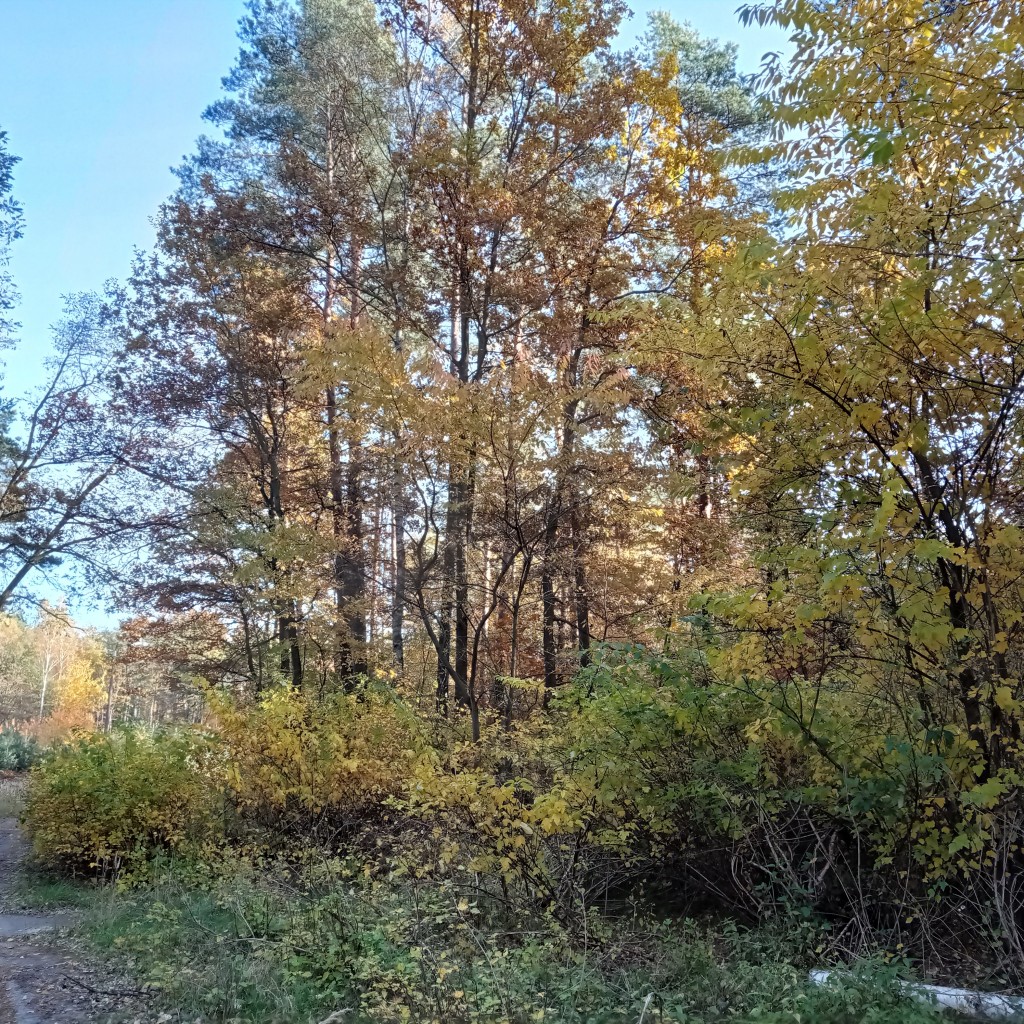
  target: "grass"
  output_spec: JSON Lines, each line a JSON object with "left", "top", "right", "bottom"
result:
{"left": 16, "top": 868, "right": 102, "bottom": 911}
{"left": 42, "top": 855, "right": 953, "bottom": 1024}
{"left": 79, "top": 875, "right": 328, "bottom": 1023}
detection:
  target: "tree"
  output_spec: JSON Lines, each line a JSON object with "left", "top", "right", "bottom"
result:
{"left": 0, "top": 294, "right": 155, "bottom": 612}
{"left": 0, "top": 128, "right": 23, "bottom": 346}
{"left": 691, "top": 0, "right": 1024, "bottom": 854}
{"left": 122, "top": 0, "right": 763, "bottom": 744}
{"left": 32, "top": 602, "right": 75, "bottom": 721}
{"left": 0, "top": 605, "right": 106, "bottom": 733}
{"left": 0, "top": 612, "right": 39, "bottom": 722}
{"left": 0, "top": 135, "right": 162, "bottom": 612}
{"left": 123, "top": 0, "right": 399, "bottom": 691}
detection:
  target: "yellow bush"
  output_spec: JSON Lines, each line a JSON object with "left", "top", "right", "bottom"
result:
{"left": 23, "top": 729, "right": 219, "bottom": 876}
{"left": 210, "top": 686, "right": 431, "bottom": 821}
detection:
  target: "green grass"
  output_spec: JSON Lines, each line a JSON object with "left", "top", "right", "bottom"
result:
{"left": 79, "top": 876, "right": 329, "bottom": 1024}
{"left": 16, "top": 868, "right": 103, "bottom": 911}
{"left": 48, "top": 857, "right": 952, "bottom": 1024}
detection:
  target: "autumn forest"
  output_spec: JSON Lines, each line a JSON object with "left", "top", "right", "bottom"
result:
{"left": 1, "top": 1, "right": 1023, "bottom": 1021}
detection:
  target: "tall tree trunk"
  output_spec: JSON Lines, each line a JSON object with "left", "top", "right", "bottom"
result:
{"left": 325, "top": 384, "right": 353, "bottom": 681}
{"left": 541, "top": 354, "right": 583, "bottom": 697}
{"left": 541, "top": 504, "right": 559, "bottom": 697}
{"left": 266, "top": 437, "right": 303, "bottom": 689}
{"left": 323, "top": 120, "right": 354, "bottom": 685}
{"left": 38, "top": 648, "right": 52, "bottom": 722}
{"left": 391, "top": 450, "right": 406, "bottom": 668}
{"left": 436, "top": 463, "right": 457, "bottom": 713}
{"left": 571, "top": 510, "right": 591, "bottom": 669}
{"left": 913, "top": 446, "right": 991, "bottom": 778}
{"left": 324, "top": 221, "right": 368, "bottom": 687}
{"left": 341, "top": 451, "right": 367, "bottom": 678}
{"left": 278, "top": 606, "right": 303, "bottom": 689}
{"left": 447, "top": 0, "right": 479, "bottom": 714}
{"left": 454, "top": 470, "right": 473, "bottom": 707}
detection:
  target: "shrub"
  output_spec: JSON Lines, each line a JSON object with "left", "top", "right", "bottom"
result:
{"left": 404, "top": 646, "right": 782, "bottom": 924}
{"left": 0, "top": 728, "right": 41, "bottom": 771}
{"left": 22, "top": 728, "right": 219, "bottom": 876}
{"left": 211, "top": 685, "right": 431, "bottom": 833}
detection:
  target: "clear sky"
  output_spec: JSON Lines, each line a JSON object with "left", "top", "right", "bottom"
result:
{"left": 0, "top": 0, "right": 244, "bottom": 389}
{"left": 0, "top": 0, "right": 789, "bottom": 622}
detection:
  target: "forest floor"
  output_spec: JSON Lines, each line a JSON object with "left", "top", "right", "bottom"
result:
{"left": 0, "top": 775, "right": 146, "bottom": 1024}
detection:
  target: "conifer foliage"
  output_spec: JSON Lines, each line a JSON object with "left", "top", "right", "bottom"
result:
{"left": 123, "top": 0, "right": 756, "bottom": 713}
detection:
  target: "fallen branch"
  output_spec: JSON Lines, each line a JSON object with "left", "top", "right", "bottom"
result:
{"left": 61, "top": 974, "right": 151, "bottom": 1000}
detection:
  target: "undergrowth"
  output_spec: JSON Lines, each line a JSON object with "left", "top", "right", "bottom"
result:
{"left": 67, "top": 855, "right": 951, "bottom": 1024}
{"left": 20, "top": 679, "right": 1024, "bottom": 1019}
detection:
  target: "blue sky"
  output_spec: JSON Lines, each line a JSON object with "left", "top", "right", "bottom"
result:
{"left": 0, "top": 0, "right": 244, "bottom": 389}
{"left": 0, "top": 0, "right": 789, "bottom": 622}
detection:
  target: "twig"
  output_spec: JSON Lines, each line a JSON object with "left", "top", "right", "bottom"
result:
{"left": 61, "top": 974, "right": 151, "bottom": 999}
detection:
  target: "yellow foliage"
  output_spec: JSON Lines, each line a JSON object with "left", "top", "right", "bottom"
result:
{"left": 210, "top": 686, "right": 431, "bottom": 819}
{"left": 23, "top": 729, "right": 218, "bottom": 876}
{"left": 52, "top": 661, "right": 106, "bottom": 730}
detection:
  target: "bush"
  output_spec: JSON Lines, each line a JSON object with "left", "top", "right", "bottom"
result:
{"left": 0, "top": 728, "right": 41, "bottom": 771}
{"left": 21, "top": 686, "right": 431, "bottom": 874}
{"left": 211, "top": 685, "right": 430, "bottom": 835}
{"left": 525, "top": 644, "right": 1024, "bottom": 985}
{"left": 22, "top": 729, "right": 219, "bottom": 876}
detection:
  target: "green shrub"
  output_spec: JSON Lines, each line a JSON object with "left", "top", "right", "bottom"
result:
{"left": 0, "top": 729, "right": 40, "bottom": 771}
{"left": 22, "top": 728, "right": 220, "bottom": 876}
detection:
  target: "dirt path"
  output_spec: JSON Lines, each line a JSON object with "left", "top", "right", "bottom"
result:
{"left": 0, "top": 778, "right": 143, "bottom": 1024}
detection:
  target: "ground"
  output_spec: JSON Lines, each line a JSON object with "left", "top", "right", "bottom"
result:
{"left": 0, "top": 776, "right": 145, "bottom": 1024}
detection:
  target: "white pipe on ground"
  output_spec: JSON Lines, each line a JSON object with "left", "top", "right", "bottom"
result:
{"left": 810, "top": 969, "right": 1024, "bottom": 1020}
